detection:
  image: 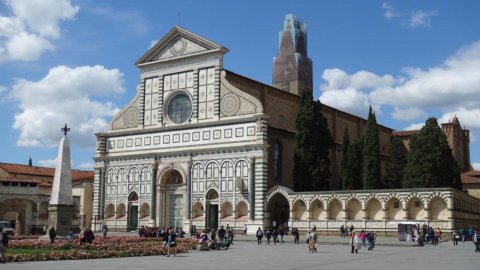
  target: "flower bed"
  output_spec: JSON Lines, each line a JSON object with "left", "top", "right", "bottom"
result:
{"left": 5, "top": 237, "right": 198, "bottom": 262}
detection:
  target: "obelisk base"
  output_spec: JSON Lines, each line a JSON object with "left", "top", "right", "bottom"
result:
{"left": 48, "top": 205, "right": 74, "bottom": 236}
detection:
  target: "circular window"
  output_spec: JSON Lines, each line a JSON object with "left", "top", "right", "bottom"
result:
{"left": 167, "top": 93, "right": 192, "bottom": 124}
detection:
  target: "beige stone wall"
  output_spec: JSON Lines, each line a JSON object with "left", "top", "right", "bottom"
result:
{"left": 72, "top": 181, "right": 93, "bottom": 229}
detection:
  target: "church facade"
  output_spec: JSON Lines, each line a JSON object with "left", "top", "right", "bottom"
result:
{"left": 93, "top": 15, "right": 480, "bottom": 234}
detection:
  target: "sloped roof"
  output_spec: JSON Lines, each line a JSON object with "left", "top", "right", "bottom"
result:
{"left": 461, "top": 170, "right": 480, "bottom": 184}
{"left": 0, "top": 162, "right": 93, "bottom": 182}
{"left": 392, "top": 130, "right": 420, "bottom": 137}
{"left": 0, "top": 177, "right": 51, "bottom": 187}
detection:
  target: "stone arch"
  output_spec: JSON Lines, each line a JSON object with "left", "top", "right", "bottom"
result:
{"left": 128, "top": 191, "right": 139, "bottom": 202}
{"left": 191, "top": 162, "right": 205, "bottom": 180}
{"left": 235, "top": 201, "right": 248, "bottom": 219}
{"left": 191, "top": 201, "right": 204, "bottom": 219}
{"left": 292, "top": 199, "right": 308, "bottom": 220}
{"left": 344, "top": 194, "right": 362, "bottom": 209}
{"left": 406, "top": 194, "right": 425, "bottom": 220}
{"left": 265, "top": 186, "right": 292, "bottom": 210}
{"left": 116, "top": 203, "right": 126, "bottom": 218}
{"left": 267, "top": 192, "right": 290, "bottom": 226}
{"left": 329, "top": 198, "right": 343, "bottom": 220}
{"left": 220, "top": 201, "right": 233, "bottom": 219}
{"left": 105, "top": 203, "right": 115, "bottom": 219}
{"left": 426, "top": 192, "right": 449, "bottom": 208}
{"left": 366, "top": 198, "right": 382, "bottom": 220}
{"left": 139, "top": 203, "right": 150, "bottom": 219}
{"left": 429, "top": 197, "right": 448, "bottom": 220}
{"left": 157, "top": 165, "right": 187, "bottom": 185}
{"left": 310, "top": 199, "right": 326, "bottom": 220}
{"left": 346, "top": 198, "right": 362, "bottom": 220}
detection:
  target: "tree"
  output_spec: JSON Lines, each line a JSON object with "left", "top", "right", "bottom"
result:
{"left": 402, "top": 117, "right": 460, "bottom": 188}
{"left": 344, "top": 139, "right": 363, "bottom": 190}
{"left": 382, "top": 137, "right": 407, "bottom": 189}
{"left": 293, "top": 89, "right": 334, "bottom": 191}
{"left": 362, "top": 106, "right": 381, "bottom": 189}
{"left": 340, "top": 127, "right": 350, "bottom": 190}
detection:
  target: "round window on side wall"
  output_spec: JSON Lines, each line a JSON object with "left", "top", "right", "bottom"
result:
{"left": 165, "top": 92, "right": 193, "bottom": 124}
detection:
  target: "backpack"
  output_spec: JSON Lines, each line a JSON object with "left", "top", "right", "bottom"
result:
{"left": 257, "top": 230, "right": 263, "bottom": 237}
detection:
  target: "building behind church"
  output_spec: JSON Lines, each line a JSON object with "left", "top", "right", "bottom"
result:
{"left": 93, "top": 14, "right": 480, "bottom": 234}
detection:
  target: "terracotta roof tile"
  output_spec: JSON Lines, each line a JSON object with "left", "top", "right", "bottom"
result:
{"left": 0, "top": 162, "right": 93, "bottom": 182}
{"left": 461, "top": 170, "right": 480, "bottom": 184}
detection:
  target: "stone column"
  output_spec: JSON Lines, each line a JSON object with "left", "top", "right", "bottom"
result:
{"left": 248, "top": 157, "right": 255, "bottom": 220}
{"left": 149, "top": 166, "right": 157, "bottom": 226}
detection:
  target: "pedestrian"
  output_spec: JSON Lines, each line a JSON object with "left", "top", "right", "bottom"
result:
{"left": 0, "top": 228, "right": 8, "bottom": 263}
{"left": 459, "top": 227, "right": 465, "bottom": 243}
{"left": 192, "top": 225, "right": 197, "bottom": 238}
{"left": 308, "top": 228, "right": 317, "bottom": 253}
{"left": 85, "top": 228, "right": 95, "bottom": 244}
{"left": 293, "top": 228, "right": 300, "bottom": 244}
{"left": 167, "top": 229, "right": 176, "bottom": 257}
{"left": 242, "top": 224, "right": 247, "bottom": 236}
{"left": 279, "top": 224, "right": 285, "bottom": 243}
{"left": 265, "top": 229, "right": 271, "bottom": 245}
{"left": 102, "top": 225, "right": 108, "bottom": 239}
{"left": 468, "top": 226, "right": 474, "bottom": 241}
{"left": 350, "top": 231, "right": 360, "bottom": 254}
{"left": 227, "top": 226, "right": 234, "bottom": 244}
{"left": 474, "top": 230, "right": 480, "bottom": 253}
{"left": 256, "top": 227, "right": 263, "bottom": 245}
{"left": 49, "top": 226, "right": 56, "bottom": 244}
{"left": 340, "top": 225, "right": 345, "bottom": 238}
{"left": 349, "top": 225, "right": 354, "bottom": 237}
{"left": 452, "top": 231, "right": 459, "bottom": 246}
{"left": 272, "top": 227, "right": 278, "bottom": 245}
{"left": 67, "top": 229, "right": 74, "bottom": 242}
{"left": 366, "top": 231, "right": 374, "bottom": 250}
{"left": 218, "top": 226, "right": 226, "bottom": 241}
{"left": 360, "top": 230, "right": 366, "bottom": 247}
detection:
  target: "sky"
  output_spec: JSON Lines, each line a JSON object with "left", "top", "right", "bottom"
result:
{"left": 0, "top": 0, "right": 479, "bottom": 171}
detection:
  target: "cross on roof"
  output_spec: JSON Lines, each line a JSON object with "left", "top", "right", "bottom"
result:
{"left": 61, "top": 124, "right": 70, "bottom": 136}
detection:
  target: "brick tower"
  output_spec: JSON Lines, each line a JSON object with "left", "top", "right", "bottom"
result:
{"left": 273, "top": 14, "right": 313, "bottom": 96}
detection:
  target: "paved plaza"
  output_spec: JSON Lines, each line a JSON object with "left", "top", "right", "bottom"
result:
{"left": 2, "top": 237, "right": 480, "bottom": 270}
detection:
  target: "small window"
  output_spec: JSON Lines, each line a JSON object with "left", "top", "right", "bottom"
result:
{"left": 393, "top": 202, "right": 399, "bottom": 209}
{"left": 414, "top": 201, "right": 421, "bottom": 208}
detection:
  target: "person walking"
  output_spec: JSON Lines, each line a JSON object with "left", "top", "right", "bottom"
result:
{"left": 293, "top": 228, "right": 300, "bottom": 244}
{"left": 0, "top": 228, "right": 8, "bottom": 263}
{"left": 167, "top": 229, "right": 176, "bottom": 257}
{"left": 265, "top": 229, "right": 271, "bottom": 245}
{"left": 340, "top": 225, "right": 345, "bottom": 238}
{"left": 242, "top": 224, "right": 247, "bottom": 236}
{"left": 473, "top": 230, "right": 480, "bottom": 253}
{"left": 452, "top": 231, "right": 459, "bottom": 246}
{"left": 218, "top": 226, "right": 226, "bottom": 242}
{"left": 272, "top": 227, "right": 278, "bottom": 245}
{"left": 468, "top": 226, "right": 474, "bottom": 241}
{"left": 102, "top": 225, "right": 108, "bottom": 239}
{"left": 459, "top": 227, "right": 465, "bottom": 243}
{"left": 360, "top": 230, "right": 366, "bottom": 247}
{"left": 49, "top": 226, "right": 56, "bottom": 244}
{"left": 308, "top": 228, "right": 317, "bottom": 253}
{"left": 279, "top": 224, "right": 285, "bottom": 243}
{"left": 256, "top": 227, "right": 263, "bottom": 245}
{"left": 350, "top": 231, "right": 360, "bottom": 254}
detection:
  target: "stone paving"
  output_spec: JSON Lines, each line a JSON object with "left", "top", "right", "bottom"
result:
{"left": 3, "top": 235, "right": 480, "bottom": 270}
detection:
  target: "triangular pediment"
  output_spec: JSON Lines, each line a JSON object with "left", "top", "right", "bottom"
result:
{"left": 136, "top": 26, "right": 229, "bottom": 66}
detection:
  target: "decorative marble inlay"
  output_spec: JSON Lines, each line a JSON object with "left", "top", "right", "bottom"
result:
{"left": 220, "top": 93, "right": 240, "bottom": 116}
{"left": 170, "top": 37, "right": 187, "bottom": 56}
{"left": 124, "top": 107, "right": 140, "bottom": 128}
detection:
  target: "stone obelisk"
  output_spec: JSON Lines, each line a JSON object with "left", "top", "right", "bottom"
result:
{"left": 48, "top": 124, "right": 74, "bottom": 235}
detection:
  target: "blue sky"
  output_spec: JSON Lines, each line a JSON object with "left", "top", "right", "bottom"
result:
{"left": 0, "top": 0, "right": 479, "bottom": 171}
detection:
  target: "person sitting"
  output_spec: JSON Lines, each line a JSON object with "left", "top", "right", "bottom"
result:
{"left": 223, "top": 236, "right": 231, "bottom": 250}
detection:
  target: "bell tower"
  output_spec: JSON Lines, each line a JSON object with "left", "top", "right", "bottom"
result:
{"left": 273, "top": 14, "right": 313, "bottom": 96}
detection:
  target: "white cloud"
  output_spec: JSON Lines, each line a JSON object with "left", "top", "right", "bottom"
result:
{"left": 0, "top": 0, "right": 78, "bottom": 62}
{"left": 320, "top": 87, "right": 374, "bottom": 119}
{"left": 38, "top": 158, "right": 57, "bottom": 168}
{"left": 382, "top": 2, "right": 399, "bottom": 19}
{"left": 77, "top": 161, "right": 93, "bottom": 170}
{"left": 370, "top": 41, "right": 480, "bottom": 110}
{"left": 403, "top": 123, "right": 424, "bottom": 131}
{"left": 472, "top": 163, "right": 480, "bottom": 170}
{"left": 9, "top": 65, "right": 124, "bottom": 148}
{"left": 408, "top": 10, "right": 437, "bottom": 28}
{"left": 392, "top": 107, "right": 426, "bottom": 121}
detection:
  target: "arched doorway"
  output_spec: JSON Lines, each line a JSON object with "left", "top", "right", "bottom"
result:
{"left": 159, "top": 169, "right": 185, "bottom": 228}
{"left": 268, "top": 193, "right": 289, "bottom": 228}
{"left": 205, "top": 189, "right": 219, "bottom": 229}
{"left": 128, "top": 191, "right": 139, "bottom": 229}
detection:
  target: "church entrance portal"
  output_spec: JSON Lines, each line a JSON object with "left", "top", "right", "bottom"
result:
{"left": 269, "top": 193, "right": 289, "bottom": 228}
{"left": 128, "top": 192, "right": 139, "bottom": 229}
{"left": 205, "top": 189, "right": 219, "bottom": 229}
{"left": 159, "top": 169, "right": 185, "bottom": 228}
